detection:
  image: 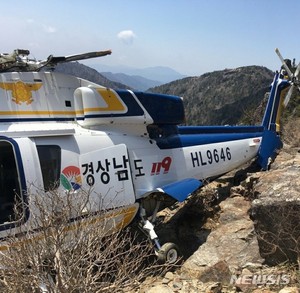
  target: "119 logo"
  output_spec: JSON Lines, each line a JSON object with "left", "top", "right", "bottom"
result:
{"left": 151, "top": 157, "right": 172, "bottom": 175}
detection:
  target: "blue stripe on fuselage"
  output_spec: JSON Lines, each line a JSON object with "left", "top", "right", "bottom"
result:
{"left": 154, "top": 125, "right": 263, "bottom": 149}
{"left": 178, "top": 125, "right": 264, "bottom": 134}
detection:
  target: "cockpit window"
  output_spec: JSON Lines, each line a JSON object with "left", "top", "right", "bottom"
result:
{"left": 37, "top": 145, "right": 61, "bottom": 191}
{"left": 0, "top": 141, "right": 22, "bottom": 224}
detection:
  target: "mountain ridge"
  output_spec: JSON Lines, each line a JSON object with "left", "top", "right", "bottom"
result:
{"left": 90, "top": 64, "right": 186, "bottom": 84}
{"left": 100, "top": 72, "right": 163, "bottom": 91}
{"left": 148, "top": 65, "right": 274, "bottom": 126}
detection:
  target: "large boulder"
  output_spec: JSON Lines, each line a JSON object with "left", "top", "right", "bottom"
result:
{"left": 181, "top": 196, "right": 263, "bottom": 283}
{"left": 250, "top": 148, "right": 300, "bottom": 265}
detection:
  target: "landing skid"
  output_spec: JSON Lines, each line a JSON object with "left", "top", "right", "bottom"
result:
{"left": 138, "top": 203, "right": 180, "bottom": 264}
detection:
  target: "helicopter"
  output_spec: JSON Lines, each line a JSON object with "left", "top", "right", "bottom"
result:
{"left": 0, "top": 48, "right": 298, "bottom": 264}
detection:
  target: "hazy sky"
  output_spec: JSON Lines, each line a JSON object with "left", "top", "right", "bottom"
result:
{"left": 1, "top": 0, "right": 300, "bottom": 76}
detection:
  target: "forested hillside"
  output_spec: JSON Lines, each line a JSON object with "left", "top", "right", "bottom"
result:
{"left": 149, "top": 66, "right": 274, "bottom": 126}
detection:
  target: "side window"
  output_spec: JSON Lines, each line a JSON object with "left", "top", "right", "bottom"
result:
{"left": 0, "top": 141, "right": 22, "bottom": 224}
{"left": 37, "top": 145, "right": 61, "bottom": 191}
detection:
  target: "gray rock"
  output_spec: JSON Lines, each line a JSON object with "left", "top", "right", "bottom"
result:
{"left": 250, "top": 150, "right": 300, "bottom": 265}
{"left": 181, "top": 196, "right": 263, "bottom": 283}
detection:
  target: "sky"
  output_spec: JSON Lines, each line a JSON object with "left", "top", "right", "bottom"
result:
{"left": 1, "top": 0, "right": 300, "bottom": 76}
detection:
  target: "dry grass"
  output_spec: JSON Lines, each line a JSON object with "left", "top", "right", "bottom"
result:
{"left": 282, "top": 117, "right": 300, "bottom": 147}
{"left": 0, "top": 189, "right": 171, "bottom": 293}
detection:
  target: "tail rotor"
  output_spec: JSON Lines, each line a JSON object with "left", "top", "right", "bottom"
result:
{"left": 275, "top": 48, "right": 300, "bottom": 107}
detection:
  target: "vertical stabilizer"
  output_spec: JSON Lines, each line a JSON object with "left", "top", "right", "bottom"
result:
{"left": 258, "top": 72, "right": 290, "bottom": 170}
{"left": 262, "top": 73, "right": 290, "bottom": 131}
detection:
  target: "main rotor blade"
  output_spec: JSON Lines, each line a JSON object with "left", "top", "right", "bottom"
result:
{"left": 47, "top": 50, "right": 112, "bottom": 65}
{"left": 275, "top": 48, "right": 293, "bottom": 78}
{"left": 65, "top": 50, "right": 112, "bottom": 62}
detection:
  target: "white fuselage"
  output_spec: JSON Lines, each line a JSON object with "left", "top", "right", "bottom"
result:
{"left": 0, "top": 70, "right": 262, "bottom": 244}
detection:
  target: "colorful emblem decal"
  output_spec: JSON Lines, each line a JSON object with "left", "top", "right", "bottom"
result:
{"left": 0, "top": 81, "right": 43, "bottom": 105}
{"left": 60, "top": 166, "right": 82, "bottom": 191}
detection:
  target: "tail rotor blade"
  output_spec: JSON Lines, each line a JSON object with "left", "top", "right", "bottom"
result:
{"left": 294, "top": 63, "right": 300, "bottom": 93}
{"left": 284, "top": 84, "right": 294, "bottom": 107}
{"left": 294, "top": 62, "right": 300, "bottom": 78}
{"left": 275, "top": 48, "right": 293, "bottom": 78}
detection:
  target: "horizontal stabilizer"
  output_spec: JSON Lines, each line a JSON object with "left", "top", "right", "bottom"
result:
{"left": 157, "top": 178, "right": 202, "bottom": 202}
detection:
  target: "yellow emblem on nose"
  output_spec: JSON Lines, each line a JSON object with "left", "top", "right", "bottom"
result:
{"left": 0, "top": 81, "right": 43, "bottom": 105}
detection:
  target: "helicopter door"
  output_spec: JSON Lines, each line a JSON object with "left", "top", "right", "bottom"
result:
{"left": 0, "top": 138, "right": 30, "bottom": 229}
{"left": 79, "top": 144, "right": 135, "bottom": 211}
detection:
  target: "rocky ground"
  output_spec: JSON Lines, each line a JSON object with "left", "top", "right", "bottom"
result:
{"left": 132, "top": 146, "right": 300, "bottom": 293}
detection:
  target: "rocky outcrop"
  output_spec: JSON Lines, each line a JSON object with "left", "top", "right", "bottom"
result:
{"left": 180, "top": 147, "right": 300, "bottom": 275}
{"left": 181, "top": 196, "right": 263, "bottom": 282}
{"left": 250, "top": 148, "right": 300, "bottom": 265}
{"left": 137, "top": 147, "right": 300, "bottom": 292}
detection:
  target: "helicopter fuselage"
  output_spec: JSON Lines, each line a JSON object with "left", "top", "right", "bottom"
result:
{"left": 0, "top": 69, "right": 288, "bottom": 248}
